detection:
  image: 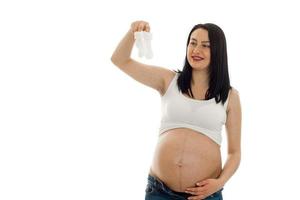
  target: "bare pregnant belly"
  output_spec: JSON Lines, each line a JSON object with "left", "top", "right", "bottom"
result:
{"left": 149, "top": 128, "right": 222, "bottom": 192}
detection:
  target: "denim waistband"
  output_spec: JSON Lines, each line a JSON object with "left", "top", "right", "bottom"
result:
{"left": 147, "top": 174, "right": 190, "bottom": 199}
{"left": 147, "top": 174, "right": 223, "bottom": 199}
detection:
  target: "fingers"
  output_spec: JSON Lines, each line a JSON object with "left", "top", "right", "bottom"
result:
{"left": 186, "top": 186, "right": 206, "bottom": 193}
{"left": 187, "top": 194, "right": 206, "bottom": 200}
{"left": 145, "top": 23, "right": 150, "bottom": 32}
{"left": 185, "top": 187, "right": 207, "bottom": 199}
{"left": 138, "top": 23, "right": 144, "bottom": 31}
{"left": 186, "top": 188, "right": 206, "bottom": 195}
{"left": 186, "top": 188, "right": 207, "bottom": 200}
{"left": 130, "top": 20, "right": 151, "bottom": 33}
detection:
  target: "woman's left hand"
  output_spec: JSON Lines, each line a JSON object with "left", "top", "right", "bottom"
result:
{"left": 184, "top": 178, "right": 224, "bottom": 200}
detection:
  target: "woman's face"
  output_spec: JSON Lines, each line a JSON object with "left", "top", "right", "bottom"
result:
{"left": 187, "top": 28, "right": 211, "bottom": 71}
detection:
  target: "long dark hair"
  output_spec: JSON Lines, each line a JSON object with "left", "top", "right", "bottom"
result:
{"left": 173, "top": 23, "right": 232, "bottom": 105}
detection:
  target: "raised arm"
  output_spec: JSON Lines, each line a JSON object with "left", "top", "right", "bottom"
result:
{"left": 110, "top": 20, "right": 174, "bottom": 96}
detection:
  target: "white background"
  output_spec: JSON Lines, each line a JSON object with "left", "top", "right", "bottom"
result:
{"left": 1, "top": 0, "right": 300, "bottom": 199}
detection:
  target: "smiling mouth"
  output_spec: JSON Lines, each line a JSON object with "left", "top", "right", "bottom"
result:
{"left": 192, "top": 56, "right": 204, "bottom": 62}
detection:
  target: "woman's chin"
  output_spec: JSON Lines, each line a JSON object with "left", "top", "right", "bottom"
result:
{"left": 191, "top": 64, "right": 209, "bottom": 70}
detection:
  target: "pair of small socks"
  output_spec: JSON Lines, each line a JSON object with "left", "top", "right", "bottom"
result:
{"left": 134, "top": 31, "right": 153, "bottom": 59}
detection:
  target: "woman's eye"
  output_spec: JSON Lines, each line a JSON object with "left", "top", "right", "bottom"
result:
{"left": 190, "top": 42, "right": 210, "bottom": 48}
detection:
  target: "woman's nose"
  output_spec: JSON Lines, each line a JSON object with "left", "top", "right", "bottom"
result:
{"left": 193, "top": 47, "right": 202, "bottom": 53}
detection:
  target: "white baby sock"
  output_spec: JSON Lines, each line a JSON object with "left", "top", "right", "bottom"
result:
{"left": 134, "top": 31, "right": 153, "bottom": 59}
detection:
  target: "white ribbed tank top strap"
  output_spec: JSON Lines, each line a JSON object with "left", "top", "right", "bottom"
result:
{"left": 162, "top": 72, "right": 179, "bottom": 98}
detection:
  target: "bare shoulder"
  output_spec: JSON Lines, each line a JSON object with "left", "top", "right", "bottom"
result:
{"left": 160, "top": 70, "right": 177, "bottom": 96}
{"left": 227, "top": 87, "right": 241, "bottom": 113}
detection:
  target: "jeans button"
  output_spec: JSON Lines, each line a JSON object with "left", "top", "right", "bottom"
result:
{"left": 145, "top": 186, "right": 153, "bottom": 193}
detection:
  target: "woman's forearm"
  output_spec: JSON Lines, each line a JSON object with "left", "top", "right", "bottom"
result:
{"left": 111, "top": 29, "right": 135, "bottom": 65}
{"left": 217, "top": 152, "right": 241, "bottom": 186}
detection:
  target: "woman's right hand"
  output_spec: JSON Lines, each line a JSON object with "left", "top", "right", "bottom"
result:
{"left": 130, "top": 20, "right": 151, "bottom": 34}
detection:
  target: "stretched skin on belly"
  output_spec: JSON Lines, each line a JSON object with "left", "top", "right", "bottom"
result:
{"left": 150, "top": 128, "right": 222, "bottom": 192}
{"left": 176, "top": 132, "right": 189, "bottom": 190}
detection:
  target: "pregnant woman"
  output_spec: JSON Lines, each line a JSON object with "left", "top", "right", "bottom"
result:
{"left": 111, "top": 20, "right": 242, "bottom": 200}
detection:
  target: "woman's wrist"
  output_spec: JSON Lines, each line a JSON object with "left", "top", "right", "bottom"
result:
{"left": 216, "top": 177, "right": 226, "bottom": 187}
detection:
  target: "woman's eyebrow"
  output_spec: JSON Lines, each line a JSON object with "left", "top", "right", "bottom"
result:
{"left": 191, "top": 38, "right": 210, "bottom": 43}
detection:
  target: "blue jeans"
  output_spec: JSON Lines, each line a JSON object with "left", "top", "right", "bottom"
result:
{"left": 145, "top": 174, "right": 224, "bottom": 200}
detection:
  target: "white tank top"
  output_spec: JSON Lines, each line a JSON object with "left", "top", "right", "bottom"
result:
{"left": 159, "top": 72, "right": 230, "bottom": 146}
